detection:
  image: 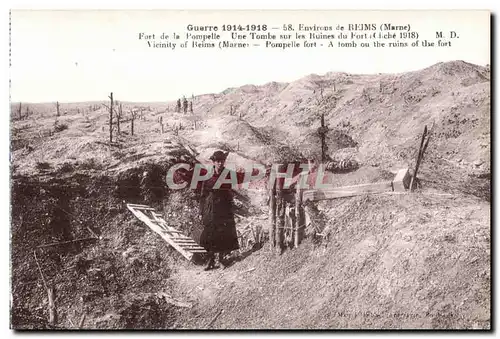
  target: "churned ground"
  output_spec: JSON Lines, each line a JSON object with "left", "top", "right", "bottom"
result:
{"left": 10, "top": 60, "right": 490, "bottom": 329}
{"left": 171, "top": 193, "right": 490, "bottom": 330}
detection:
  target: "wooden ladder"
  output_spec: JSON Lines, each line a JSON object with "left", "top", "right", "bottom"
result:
{"left": 126, "top": 203, "right": 206, "bottom": 261}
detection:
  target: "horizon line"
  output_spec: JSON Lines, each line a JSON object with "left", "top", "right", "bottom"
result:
{"left": 9, "top": 59, "right": 488, "bottom": 104}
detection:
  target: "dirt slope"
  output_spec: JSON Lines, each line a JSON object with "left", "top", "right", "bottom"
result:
{"left": 171, "top": 193, "right": 490, "bottom": 329}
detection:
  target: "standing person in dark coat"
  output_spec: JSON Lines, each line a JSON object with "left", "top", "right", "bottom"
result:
{"left": 200, "top": 150, "right": 240, "bottom": 270}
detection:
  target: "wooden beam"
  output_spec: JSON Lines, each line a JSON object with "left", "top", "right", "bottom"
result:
{"left": 47, "top": 287, "right": 56, "bottom": 325}
{"left": 410, "top": 125, "right": 429, "bottom": 191}
{"left": 276, "top": 191, "right": 285, "bottom": 253}
{"left": 178, "top": 245, "right": 205, "bottom": 250}
{"left": 127, "top": 204, "right": 156, "bottom": 210}
{"left": 303, "top": 181, "right": 393, "bottom": 202}
{"left": 294, "top": 185, "right": 302, "bottom": 248}
{"left": 269, "top": 183, "right": 276, "bottom": 249}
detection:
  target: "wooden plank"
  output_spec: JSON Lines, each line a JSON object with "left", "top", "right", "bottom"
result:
{"left": 163, "top": 230, "right": 184, "bottom": 235}
{"left": 151, "top": 212, "right": 164, "bottom": 221}
{"left": 303, "top": 181, "right": 394, "bottom": 202}
{"left": 175, "top": 243, "right": 199, "bottom": 246}
{"left": 176, "top": 242, "right": 204, "bottom": 247}
{"left": 127, "top": 203, "right": 154, "bottom": 208}
{"left": 177, "top": 243, "right": 203, "bottom": 247}
{"left": 176, "top": 243, "right": 202, "bottom": 247}
{"left": 180, "top": 246, "right": 206, "bottom": 251}
{"left": 127, "top": 204, "right": 156, "bottom": 211}
{"left": 48, "top": 287, "right": 56, "bottom": 325}
{"left": 78, "top": 313, "right": 86, "bottom": 328}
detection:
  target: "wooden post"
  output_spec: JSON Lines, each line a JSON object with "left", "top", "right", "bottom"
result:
{"left": 117, "top": 103, "right": 122, "bottom": 135}
{"left": 276, "top": 189, "right": 285, "bottom": 253}
{"left": 56, "top": 101, "right": 60, "bottom": 117}
{"left": 108, "top": 92, "right": 113, "bottom": 143}
{"left": 294, "top": 186, "right": 302, "bottom": 248}
{"left": 47, "top": 287, "right": 56, "bottom": 325}
{"left": 269, "top": 182, "right": 276, "bottom": 249}
{"left": 410, "top": 125, "right": 428, "bottom": 191}
{"left": 18, "top": 102, "right": 22, "bottom": 120}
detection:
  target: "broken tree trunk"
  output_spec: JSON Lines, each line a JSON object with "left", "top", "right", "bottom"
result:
{"left": 117, "top": 103, "right": 122, "bottom": 135}
{"left": 109, "top": 92, "right": 113, "bottom": 143}
{"left": 130, "top": 110, "right": 136, "bottom": 136}
{"left": 410, "top": 125, "right": 429, "bottom": 191}
{"left": 318, "top": 113, "right": 329, "bottom": 163}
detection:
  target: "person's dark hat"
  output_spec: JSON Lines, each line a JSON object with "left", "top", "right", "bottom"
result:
{"left": 210, "top": 150, "right": 228, "bottom": 161}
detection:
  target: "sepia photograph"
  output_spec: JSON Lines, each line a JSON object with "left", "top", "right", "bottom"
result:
{"left": 9, "top": 9, "right": 491, "bottom": 330}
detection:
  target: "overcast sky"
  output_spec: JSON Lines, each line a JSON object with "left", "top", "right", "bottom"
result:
{"left": 10, "top": 10, "right": 490, "bottom": 103}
